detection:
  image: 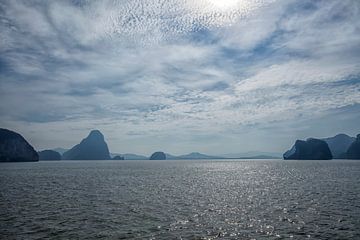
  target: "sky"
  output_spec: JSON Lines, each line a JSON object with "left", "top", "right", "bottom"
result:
{"left": 0, "top": 0, "right": 359, "bottom": 156}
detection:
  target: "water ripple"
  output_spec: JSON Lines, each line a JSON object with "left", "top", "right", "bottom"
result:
{"left": 1, "top": 160, "right": 360, "bottom": 239}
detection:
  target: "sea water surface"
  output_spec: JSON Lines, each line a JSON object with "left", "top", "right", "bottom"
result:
{"left": 1, "top": 160, "right": 360, "bottom": 239}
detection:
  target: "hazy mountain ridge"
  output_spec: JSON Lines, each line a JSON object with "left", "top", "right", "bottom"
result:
{"left": 55, "top": 148, "right": 279, "bottom": 160}
{"left": 52, "top": 148, "right": 69, "bottom": 155}
{"left": 44, "top": 131, "right": 360, "bottom": 160}
{"left": 322, "top": 134, "right": 356, "bottom": 159}
{"left": 219, "top": 151, "right": 282, "bottom": 159}
{"left": 177, "top": 152, "right": 220, "bottom": 159}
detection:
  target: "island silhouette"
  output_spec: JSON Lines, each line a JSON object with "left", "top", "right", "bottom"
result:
{"left": 1, "top": 128, "right": 359, "bottom": 162}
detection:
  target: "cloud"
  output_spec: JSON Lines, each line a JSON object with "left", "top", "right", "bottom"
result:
{"left": 0, "top": 0, "right": 359, "bottom": 154}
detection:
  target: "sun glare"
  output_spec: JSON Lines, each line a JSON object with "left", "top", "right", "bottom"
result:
{"left": 184, "top": 0, "right": 263, "bottom": 26}
{"left": 208, "top": 0, "right": 240, "bottom": 10}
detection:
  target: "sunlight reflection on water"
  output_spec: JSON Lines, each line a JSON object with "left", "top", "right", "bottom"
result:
{"left": 1, "top": 160, "right": 360, "bottom": 239}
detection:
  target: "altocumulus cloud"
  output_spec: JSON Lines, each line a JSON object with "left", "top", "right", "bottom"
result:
{"left": 0, "top": 0, "right": 359, "bottom": 154}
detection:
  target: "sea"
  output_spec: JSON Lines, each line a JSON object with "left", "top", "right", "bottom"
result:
{"left": 0, "top": 160, "right": 359, "bottom": 239}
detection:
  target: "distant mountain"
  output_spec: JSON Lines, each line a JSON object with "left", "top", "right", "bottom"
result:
{"left": 38, "top": 150, "right": 61, "bottom": 161}
{"left": 322, "top": 134, "right": 356, "bottom": 159}
{"left": 53, "top": 150, "right": 147, "bottom": 160}
{"left": 62, "top": 130, "right": 111, "bottom": 160}
{"left": 50, "top": 148, "right": 282, "bottom": 160}
{"left": 177, "top": 152, "right": 220, "bottom": 159}
{"left": 219, "top": 151, "right": 282, "bottom": 159}
{"left": 238, "top": 155, "right": 281, "bottom": 159}
{"left": 347, "top": 134, "right": 360, "bottom": 159}
{"left": 140, "top": 152, "right": 280, "bottom": 160}
{"left": 52, "top": 148, "right": 69, "bottom": 155}
{"left": 284, "top": 138, "right": 332, "bottom": 160}
{"left": 0, "top": 128, "right": 39, "bottom": 162}
{"left": 165, "top": 153, "right": 178, "bottom": 159}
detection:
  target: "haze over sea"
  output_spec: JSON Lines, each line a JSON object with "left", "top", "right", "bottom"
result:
{"left": 1, "top": 160, "right": 359, "bottom": 239}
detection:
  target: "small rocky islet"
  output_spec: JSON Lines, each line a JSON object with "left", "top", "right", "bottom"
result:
{"left": 149, "top": 151, "right": 167, "bottom": 160}
{"left": 38, "top": 150, "right": 61, "bottom": 161}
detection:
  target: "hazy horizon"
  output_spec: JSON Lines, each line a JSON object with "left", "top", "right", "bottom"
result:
{"left": 36, "top": 130, "right": 358, "bottom": 157}
{"left": 1, "top": 0, "right": 359, "bottom": 155}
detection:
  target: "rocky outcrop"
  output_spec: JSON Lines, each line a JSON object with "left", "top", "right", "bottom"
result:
{"left": 323, "top": 134, "right": 355, "bottom": 159}
{"left": 62, "top": 130, "right": 111, "bottom": 160}
{"left": 347, "top": 134, "right": 360, "bottom": 159}
{"left": 284, "top": 138, "right": 332, "bottom": 160}
{"left": 149, "top": 151, "right": 166, "bottom": 160}
{"left": 112, "top": 155, "right": 124, "bottom": 160}
{"left": 38, "top": 150, "right": 61, "bottom": 161}
{"left": 0, "top": 128, "right": 38, "bottom": 162}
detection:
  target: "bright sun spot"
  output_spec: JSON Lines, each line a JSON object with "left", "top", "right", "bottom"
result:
{"left": 185, "top": 0, "right": 268, "bottom": 26}
{"left": 208, "top": 0, "right": 240, "bottom": 10}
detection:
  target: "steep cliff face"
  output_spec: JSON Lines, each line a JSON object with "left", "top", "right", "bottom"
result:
{"left": 62, "top": 130, "right": 111, "bottom": 160}
{"left": 347, "top": 134, "right": 360, "bottom": 159}
{"left": 284, "top": 138, "right": 332, "bottom": 160}
{"left": 0, "top": 128, "right": 39, "bottom": 162}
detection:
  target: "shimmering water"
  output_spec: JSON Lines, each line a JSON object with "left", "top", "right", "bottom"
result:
{"left": 1, "top": 160, "right": 360, "bottom": 239}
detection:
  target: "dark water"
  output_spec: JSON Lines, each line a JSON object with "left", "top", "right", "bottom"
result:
{"left": 1, "top": 160, "right": 360, "bottom": 239}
